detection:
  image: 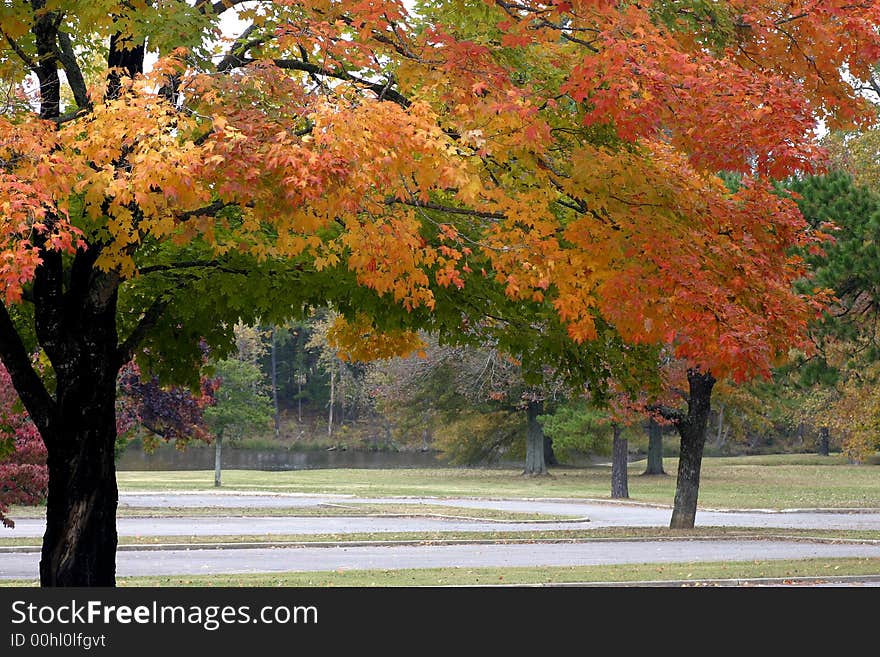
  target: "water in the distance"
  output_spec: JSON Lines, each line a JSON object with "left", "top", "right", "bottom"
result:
{"left": 116, "top": 444, "right": 447, "bottom": 471}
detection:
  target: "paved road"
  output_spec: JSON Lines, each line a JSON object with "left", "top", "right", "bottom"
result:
{"left": 4, "top": 516, "right": 597, "bottom": 538}
{"left": 3, "top": 493, "right": 878, "bottom": 581}
{"left": 5, "top": 493, "right": 880, "bottom": 538}
{"left": 1, "top": 540, "right": 878, "bottom": 579}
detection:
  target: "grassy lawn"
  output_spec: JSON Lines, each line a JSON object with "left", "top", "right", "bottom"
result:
{"left": 115, "top": 454, "right": 880, "bottom": 509}
{"left": 4, "top": 557, "right": 879, "bottom": 587}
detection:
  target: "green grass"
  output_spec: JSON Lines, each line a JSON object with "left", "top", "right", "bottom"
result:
{"left": 115, "top": 454, "right": 880, "bottom": 509}
{"left": 4, "top": 557, "right": 879, "bottom": 587}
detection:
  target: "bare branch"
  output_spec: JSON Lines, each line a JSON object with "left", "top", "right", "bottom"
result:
{"left": 232, "top": 57, "right": 413, "bottom": 109}
{"left": 116, "top": 297, "right": 169, "bottom": 368}
{"left": 55, "top": 31, "right": 92, "bottom": 111}
{"left": 0, "top": 29, "right": 38, "bottom": 72}
{"left": 175, "top": 200, "right": 236, "bottom": 222}
{"left": 0, "top": 301, "right": 56, "bottom": 438}
{"left": 386, "top": 197, "right": 506, "bottom": 221}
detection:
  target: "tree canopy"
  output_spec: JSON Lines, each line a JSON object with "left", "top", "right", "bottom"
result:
{"left": 2, "top": 0, "right": 880, "bottom": 585}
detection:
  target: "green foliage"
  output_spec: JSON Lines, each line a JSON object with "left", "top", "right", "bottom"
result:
{"left": 649, "top": 0, "right": 736, "bottom": 51}
{"left": 538, "top": 400, "right": 613, "bottom": 459}
{"left": 204, "top": 359, "right": 273, "bottom": 441}
{"left": 431, "top": 409, "right": 524, "bottom": 465}
{"left": 781, "top": 171, "right": 880, "bottom": 379}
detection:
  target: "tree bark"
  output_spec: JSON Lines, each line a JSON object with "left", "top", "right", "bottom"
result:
{"left": 714, "top": 404, "right": 726, "bottom": 450}
{"left": 297, "top": 376, "right": 303, "bottom": 424}
{"left": 642, "top": 418, "right": 666, "bottom": 475}
{"left": 328, "top": 362, "right": 335, "bottom": 438}
{"left": 669, "top": 370, "right": 716, "bottom": 529}
{"left": 41, "top": 370, "right": 119, "bottom": 587}
{"left": 817, "top": 426, "right": 830, "bottom": 456}
{"left": 523, "top": 400, "right": 547, "bottom": 475}
{"left": 271, "top": 328, "right": 280, "bottom": 439}
{"left": 35, "top": 257, "right": 123, "bottom": 586}
{"left": 611, "top": 424, "right": 629, "bottom": 498}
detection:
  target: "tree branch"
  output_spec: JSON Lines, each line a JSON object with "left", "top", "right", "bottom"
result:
{"left": 216, "top": 23, "right": 264, "bottom": 73}
{"left": 116, "top": 296, "right": 170, "bottom": 368}
{"left": 386, "top": 197, "right": 506, "bottom": 221}
{"left": 647, "top": 403, "right": 686, "bottom": 425}
{"left": 0, "top": 29, "right": 38, "bottom": 72}
{"left": 238, "top": 57, "right": 412, "bottom": 109}
{"left": 56, "top": 30, "right": 92, "bottom": 111}
{"left": 0, "top": 301, "right": 56, "bottom": 438}
{"left": 175, "top": 200, "right": 236, "bottom": 221}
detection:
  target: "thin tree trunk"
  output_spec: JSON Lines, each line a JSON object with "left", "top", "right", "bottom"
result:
{"left": 297, "top": 376, "right": 303, "bottom": 424}
{"left": 214, "top": 434, "right": 223, "bottom": 488}
{"left": 611, "top": 424, "right": 629, "bottom": 498}
{"left": 271, "top": 328, "right": 280, "bottom": 439}
{"left": 523, "top": 400, "right": 547, "bottom": 475}
{"left": 817, "top": 426, "right": 830, "bottom": 456}
{"left": 670, "top": 370, "right": 716, "bottom": 529}
{"left": 714, "top": 404, "right": 726, "bottom": 449}
{"left": 328, "top": 362, "right": 335, "bottom": 438}
{"left": 643, "top": 418, "right": 666, "bottom": 475}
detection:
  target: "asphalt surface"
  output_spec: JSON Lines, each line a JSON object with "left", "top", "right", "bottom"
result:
{"left": 2, "top": 540, "right": 879, "bottom": 580}
{"left": 5, "top": 493, "right": 880, "bottom": 537}
{"left": 2, "top": 492, "right": 878, "bottom": 581}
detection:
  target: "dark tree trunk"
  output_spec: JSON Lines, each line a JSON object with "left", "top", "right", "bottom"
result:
{"left": 817, "top": 426, "right": 830, "bottom": 456}
{"left": 611, "top": 424, "right": 629, "bottom": 498}
{"left": 544, "top": 434, "right": 558, "bottom": 466}
{"left": 523, "top": 400, "right": 547, "bottom": 475}
{"left": 642, "top": 418, "right": 666, "bottom": 475}
{"left": 41, "top": 400, "right": 119, "bottom": 587}
{"left": 36, "top": 257, "right": 123, "bottom": 586}
{"left": 0, "top": 249, "right": 124, "bottom": 589}
{"left": 670, "top": 370, "right": 716, "bottom": 529}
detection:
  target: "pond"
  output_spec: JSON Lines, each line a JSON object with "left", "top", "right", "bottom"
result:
{"left": 116, "top": 444, "right": 449, "bottom": 471}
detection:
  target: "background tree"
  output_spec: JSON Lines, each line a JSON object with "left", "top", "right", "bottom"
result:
{"left": 642, "top": 419, "right": 667, "bottom": 476}
{"left": 203, "top": 323, "right": 273, "bottom": 486}
{"left": 204, "top": 356, "right": 273, "bottom": 488}
{"left": 784, "top": 171, "right": 880, "bottom": 460}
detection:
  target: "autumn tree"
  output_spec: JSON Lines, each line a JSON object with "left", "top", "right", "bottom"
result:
{"left": 0, "top": 0, "right": 493, "bottom": 586}
{"left": 2, "top": 1, "right": 880, "bottom": 585}
{"left": 411, "top": 0, "right": 880, "bottom": 528}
